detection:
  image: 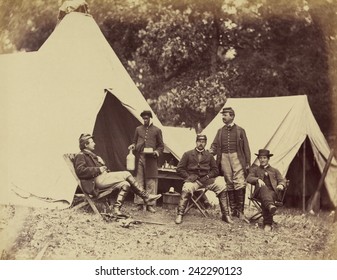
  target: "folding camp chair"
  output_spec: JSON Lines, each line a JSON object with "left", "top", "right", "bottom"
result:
{"left": 184, "top": 188, "right": 209, "bottom": 218}
{"left": 63, "top": 153, "right": 115, "bottom": 218}
{"left": 248, "top": 180, "right": 289, "bottom": 223}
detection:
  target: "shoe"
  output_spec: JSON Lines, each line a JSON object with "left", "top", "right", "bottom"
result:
{"left": 222, "top": 215, "right": 234, "bottom": 224}
{"left": 175, "top": 214, "right": 183, "bottom": 224}
{"left": 147, "top": 205, "right": 156, "bottom": 213}
{"left": 268, "top": 204, "right": 277, "bottom": 215}
{"left": 144, "top": 194, "right": 162, "bottom": 204}
{"left": 264, "top": 224, "right": 272, "bottom": 232}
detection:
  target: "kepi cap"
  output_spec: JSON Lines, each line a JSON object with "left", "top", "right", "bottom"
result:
{"left": 140, "top": 110, "right": 153, "bottom": 118}
{"left": 79, "top": 133, "right": 93, "bottom": 147}
{"left": 196, "top": 134, "right": 207, "bottom": 141}
{"left": 220, "top": 107, "right": 235, "bottom": 116}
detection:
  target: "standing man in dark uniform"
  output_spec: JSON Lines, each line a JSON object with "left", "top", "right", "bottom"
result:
{"left": 128, "top": 110, "right": 164, "bottom": 213}
{"left": 247, "top": 149, "right": 286, "bottom": 232}
{"left": 210, "top": 107, "right": 251, "bottom": 222}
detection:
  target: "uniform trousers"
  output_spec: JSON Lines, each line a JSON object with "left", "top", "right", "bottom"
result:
{"left": 134, "top": 154, "right": 158, "bottom": 206}
{"left": 94, "top": 171, "right": 132, "bottom": 190}
{"left": 181, "top": 176, "right": 227, "bottom": 195}
{"left": 220, "top": 152, "right": 246, "bottom": 191}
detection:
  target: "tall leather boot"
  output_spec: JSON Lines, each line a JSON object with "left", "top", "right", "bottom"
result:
{"left": 240, "top": 188, "right": 246, "bottom": 214}
{"left": 175, "top": 191, "right": 190, "bottom": 224}
{"left": 227, "top": 190, "right": 237, "bottom": 217}
{"left": 126, "top": 175, "right": 161, "bottom": 204}
{"left": 113, "top": 185, "right": 130, "bottom": 216}
{"left": 218, "top": 191, "right": 234, "bottom": 224}
{"left": 234, "top": 188, "right": 249, "bottom": 223}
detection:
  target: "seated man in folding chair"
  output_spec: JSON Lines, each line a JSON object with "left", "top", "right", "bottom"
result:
{"left": 175, "top": 134, "right": 233, "bottom": 224}
{"left": 74, "top": 133, "right": 161, "bottom": 216}
{"left": 246, "top": 149, "right": 286, "bottom": 232}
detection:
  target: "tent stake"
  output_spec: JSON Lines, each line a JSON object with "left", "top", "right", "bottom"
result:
{"left": 302, "top": 140, "right": 306, "bottom": 213}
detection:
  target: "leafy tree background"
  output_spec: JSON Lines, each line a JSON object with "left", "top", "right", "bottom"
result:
{"left": 1, "top": 0, "right": 336, "bottom": 144}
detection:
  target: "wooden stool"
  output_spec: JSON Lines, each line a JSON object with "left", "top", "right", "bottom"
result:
{"left": 184, "top": 188, "right": 209, "bottom": 218}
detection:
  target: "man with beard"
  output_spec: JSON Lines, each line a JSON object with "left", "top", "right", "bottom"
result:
{"left": 74, "top": 133, "right": 161, "bottom": 216}
{"left": 175, "top": 134, "right": 233, "bottom": 225}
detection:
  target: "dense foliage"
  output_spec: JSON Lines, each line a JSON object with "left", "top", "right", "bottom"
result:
{"left": 1, "top": 0, "right": 336, "bottom": 135}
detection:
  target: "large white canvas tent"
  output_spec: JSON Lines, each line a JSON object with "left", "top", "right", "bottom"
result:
{"left": 0, "top": 12, "right": 178, "bottom": 209}
{"left": 202, "top": 96, "right": 337, "bottom": 209}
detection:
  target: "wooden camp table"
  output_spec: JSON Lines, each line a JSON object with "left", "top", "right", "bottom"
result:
{"left": 158, "top": 168, "right": 180, "bottom": 179}
{"left": 157, "top": 168, "right": 183, "bottom": 194}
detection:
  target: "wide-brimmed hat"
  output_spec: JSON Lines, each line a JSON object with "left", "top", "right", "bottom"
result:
{"left": 140, "top": 110, "right": 153, "bottom": 118}
{"left": 220, "top": 107, "right": 235, "bottom": 116}
{"left": 196, "top": 134, "right": 207, "bottom": 141}
{"left": 255, "top": 149, "right": 273, "bottom": 157}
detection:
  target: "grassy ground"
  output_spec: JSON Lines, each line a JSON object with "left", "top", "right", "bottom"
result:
{"left": 0, "top": 202, "right": 336, "bottom": 260}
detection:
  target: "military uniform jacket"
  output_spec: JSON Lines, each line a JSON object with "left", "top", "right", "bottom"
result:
{"left": 210, "top": 124, "right": 251, "bottom": 175}
{"left": 132, "top": 123, "right": 164, "bottom": 177}
{"left": 177, "top": 149, "right": 219, "bottom": 185}
{"left": 74, "top": 150, "right": 105, "bottom": 195}
{"left": 132, "top": 123, "right": 164, "bottom": 155}
{"left": 246, "top": 164, "right": 286, "bottom": 193}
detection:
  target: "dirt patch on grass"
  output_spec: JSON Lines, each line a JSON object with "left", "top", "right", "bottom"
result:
{"left": 1, "top": 202, "right": 336, "bottom": 260}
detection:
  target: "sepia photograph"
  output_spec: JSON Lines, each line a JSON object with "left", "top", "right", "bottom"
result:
{"left": 0, "top": 0, "right": 337, "bottom": 268}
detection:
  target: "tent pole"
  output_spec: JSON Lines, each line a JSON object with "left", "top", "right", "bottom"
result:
{"left": 302, "top": 140, "right": 306, "bottom": 213}
{"left": 307, "top": 148, "right": 335, "bottom": 213}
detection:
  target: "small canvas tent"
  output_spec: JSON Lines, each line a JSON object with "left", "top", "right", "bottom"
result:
{"left": 202, "top": 96, "right": 337, "bottom": 209}
{"left": 161, "top": 126, "right": 197, "bottom": 159}
{"left": 0, "top": 12, "right": 177, "bottom": 209}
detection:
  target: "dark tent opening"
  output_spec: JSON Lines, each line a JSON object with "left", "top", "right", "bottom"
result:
{"left": 285, "top": 138, "right": 333, "bottom": 210}
{"left": 91, "top": 90, "right": 183, "bottom": 202}
{"left": 93, "top": 90, "right": 141, "bottom": 172}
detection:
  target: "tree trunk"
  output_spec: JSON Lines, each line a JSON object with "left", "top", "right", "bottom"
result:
{"left": 210, "top": 2, "right": 221, "bottom": 74}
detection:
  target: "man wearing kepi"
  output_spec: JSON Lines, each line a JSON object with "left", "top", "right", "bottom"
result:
{"left": 74, "top": 133, "right": 161, "bottom": 216}
{"left": 175, "top": 134, "right": 233, "bottom": 224}
{"left": 246, "top": 149, "right": 286, "bottom": 232}
{"left": 128, "top": 110, "right": 164, "bottom": 213}
{"left": 210, "top": 107, "right": 251, "bottom": 222}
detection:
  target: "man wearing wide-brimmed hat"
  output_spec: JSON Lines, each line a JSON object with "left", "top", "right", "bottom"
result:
{"left": 247, "top": 149, "right": 286, "bottom": 232}
{"left": 74, "top": 133, "right": 161, "bottom": 216}
{"left": 128, "top": 110, "right": 164, "bottom": 213}
{"left": 210, "top": 107, "right": 251, "bottom": 222}
{"left": 175, "top": 134, "right": 233, "bottom": 224}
